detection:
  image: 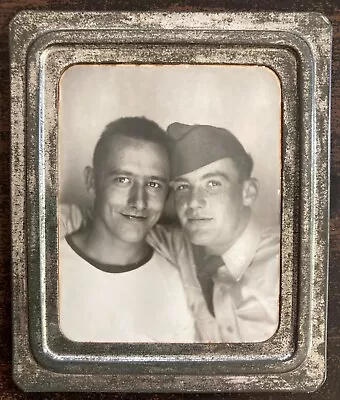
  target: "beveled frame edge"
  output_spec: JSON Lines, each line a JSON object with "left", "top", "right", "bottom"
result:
{"left": 28, "top": 45, "right": 296, "bottom": 376}
{"left": 10, "top": 11, "right": 331, "bottom": 392}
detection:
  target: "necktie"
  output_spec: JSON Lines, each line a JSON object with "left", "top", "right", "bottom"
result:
{"left": 197, "top": 255, "right": 224, "bottom": 317}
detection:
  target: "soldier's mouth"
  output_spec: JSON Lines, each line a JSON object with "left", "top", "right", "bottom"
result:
{"left": 187, "top": 218, "right": 213, "bottom": 224}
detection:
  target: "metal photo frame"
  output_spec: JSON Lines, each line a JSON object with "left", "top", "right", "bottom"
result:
{"left": 10, "top": 11, "right": 331, "bottom": 392}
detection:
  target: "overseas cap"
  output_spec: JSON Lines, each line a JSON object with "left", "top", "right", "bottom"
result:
{"left": 167, "top": 122, "right": 248, "bottom": 178}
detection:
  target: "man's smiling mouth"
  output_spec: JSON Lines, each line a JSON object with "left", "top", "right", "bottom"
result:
{"left": 120, "top": 213, "right": 148, "bottom": 221}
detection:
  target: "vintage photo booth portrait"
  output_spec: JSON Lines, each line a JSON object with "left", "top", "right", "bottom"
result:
{"left": 58, "top": 64, "right": 281, "bottom": 344}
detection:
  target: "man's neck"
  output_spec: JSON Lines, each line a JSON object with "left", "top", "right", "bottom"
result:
{"left": 71, "top": 224, "right": 151, "bottom": 267}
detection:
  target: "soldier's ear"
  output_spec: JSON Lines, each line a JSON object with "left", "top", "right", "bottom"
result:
{"left": 242, "top": 178, "right": 258, "bottom": 207}
{"left": 84, "top": 166, "right": 96, "bottom": 196}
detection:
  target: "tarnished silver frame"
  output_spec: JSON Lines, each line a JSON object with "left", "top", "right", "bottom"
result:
{"left": 10, "top": 11, "right": 331, "bottom": 392}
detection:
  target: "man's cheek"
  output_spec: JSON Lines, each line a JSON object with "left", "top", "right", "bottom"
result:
{"left": 148, "top": 196, "right": 164, "bottom": 213}
{"left": 155, "top": 191, "right": 168, "bottom": 207}
{"left": 175, "top": 196, "right": 186, "bottom": 212}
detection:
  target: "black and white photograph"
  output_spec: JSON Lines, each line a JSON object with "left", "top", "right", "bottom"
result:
{"left": 58, "top": 64, "right": 281, "bottom": 344}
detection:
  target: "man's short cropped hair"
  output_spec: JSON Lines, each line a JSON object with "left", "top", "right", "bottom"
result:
{"left": 93, "top": 117, "right": 170, "bottom": 171}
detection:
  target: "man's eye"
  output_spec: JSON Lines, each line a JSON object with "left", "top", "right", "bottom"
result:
{"left": 114, "top": 177, "right": 131, "bottom": 185}
{"left": 173, "top": 183, "right": 189, "bottom": 192}
{"left": 147, "top": 181, "right": 161, "bottom": 189}
{"left": 207, "top": 180, "right": 222, "bottom": 188}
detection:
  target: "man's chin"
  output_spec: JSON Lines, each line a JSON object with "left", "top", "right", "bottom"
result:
{"left": 184, "top": 228, "right": 213, "bottom": 246}
{"left": 120, "top": 229, "right": 149, "bottom": 243}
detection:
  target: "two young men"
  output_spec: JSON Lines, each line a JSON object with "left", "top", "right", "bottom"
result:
{"left": 60, "top": 118, "right": 280, "bottom": 343}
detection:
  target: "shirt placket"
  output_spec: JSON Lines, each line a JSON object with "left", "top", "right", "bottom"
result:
{"left": 181, "top": 248, "right": 222, "bottom": 342}
{"left": 213, "top": 269, "right": 241, "bottom": 342}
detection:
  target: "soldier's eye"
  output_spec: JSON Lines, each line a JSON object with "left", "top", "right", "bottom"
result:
{"left": 173, "top": 183, "right": 189, "bottom": 192}
{"left": 207, "top": 180, "right": 222, "bottom": 187}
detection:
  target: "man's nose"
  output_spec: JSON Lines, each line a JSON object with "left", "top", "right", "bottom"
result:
{"left": 128, "top": 182, "right": 147, "bottom": 210}
{"left": 187, "top": 186, "right": 206, "bottom": 209}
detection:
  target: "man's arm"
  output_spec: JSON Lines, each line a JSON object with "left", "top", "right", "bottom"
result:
{"left": 59, "top": 203, "right": 91, "bottom": 238}
{"left": 147, "top": 224, "right": 185, "bottom": 266}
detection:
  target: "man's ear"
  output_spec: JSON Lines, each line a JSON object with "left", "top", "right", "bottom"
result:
{"left": 84, "top": 166, "right": 96, "bottom": 196}
{"left": 242, "top": 178, "right": 258, "bottom": 207}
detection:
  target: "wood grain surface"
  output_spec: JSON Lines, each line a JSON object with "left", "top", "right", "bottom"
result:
{"left": 1, "top": 1, "right": 339, "bottom": 398}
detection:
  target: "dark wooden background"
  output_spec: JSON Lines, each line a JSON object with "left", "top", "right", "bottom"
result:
{"left": 1, "top": 1, "right": 339, "bottom": 398}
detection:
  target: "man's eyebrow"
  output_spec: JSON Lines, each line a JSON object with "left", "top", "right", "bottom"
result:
{"left": 107, "top": 169, "right": 133, "bottom": 177}
{"left": 201, "top": 172, "right": 230, "bottom": 181}
{"left": 172, "top": 177, "right": 190, "bottom": 183}
{"left": 148, "top": 176, "right": 169, "bottom": 184}
{"left": 106, "top": 170, "right": 168, "bottom": 183}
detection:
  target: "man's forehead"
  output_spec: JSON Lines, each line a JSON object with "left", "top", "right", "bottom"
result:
{"left": 105, "top": 133, "right": 147, "bottom": 149}
{"left": 96, "top": 135, "right": 170, "bottom": 175}
{"left": 173, "top": 157, "right": 237, "bottom": 182}
{"left": 102, "top": 134, "right": 165, "bottom": 158}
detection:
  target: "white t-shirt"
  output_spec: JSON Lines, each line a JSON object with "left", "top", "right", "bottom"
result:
{"left": 59, "top": 238, "right": 195, "bottom": 343}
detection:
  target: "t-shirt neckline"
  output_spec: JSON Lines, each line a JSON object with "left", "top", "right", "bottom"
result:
{"left": 65, "top": 235, "right": 154, "bottom": 273}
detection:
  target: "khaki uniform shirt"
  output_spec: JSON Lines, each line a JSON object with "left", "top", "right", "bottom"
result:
{"left": 148, "top": 218, "right": 280, "bottom": 343}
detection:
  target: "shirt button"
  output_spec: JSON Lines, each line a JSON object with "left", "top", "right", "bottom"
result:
{"left": 227, "top": 326, "right": 234, "bottom": 333}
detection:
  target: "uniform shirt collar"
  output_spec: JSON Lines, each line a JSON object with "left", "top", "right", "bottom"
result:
{"left": 221, "top": 217, "right": 262, "bottom": 281}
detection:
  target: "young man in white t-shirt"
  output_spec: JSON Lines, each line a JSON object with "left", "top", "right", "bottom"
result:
{"left": 59, "top": 117, "right": 195, "bottom": 343}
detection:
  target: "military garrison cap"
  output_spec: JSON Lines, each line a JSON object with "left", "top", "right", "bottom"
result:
{"left": 167, "top": 122, "right": 248, "bottom": 178}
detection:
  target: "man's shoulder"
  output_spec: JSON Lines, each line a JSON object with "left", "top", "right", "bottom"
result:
{"left": 59, "top": 237, "right": 80, "bottom": 275}
{"left": 239, "top": 222, "right": 280, "bottom": 298}
{"left": 251, "top": 222, "right": 280, "bottom": 269}
{"left": 59, "top": 236, "right": 72, "bottom": 253}
{"left": 145, "top": 251, "right": 190, "bottom": 297}
{"left": 259, "top": 224, "right": 280, "bottom": 247}
{"left": 59, "top": 235, "right": 84, "bottom": 263}
{"left": 147, "top": 224, "right": 193, "bottom": 266}
{"left": 150, "top": 251, "right": 181, "bottom": 275}
{"left": 148, "top": 224, "right": 189, "bottom": 249}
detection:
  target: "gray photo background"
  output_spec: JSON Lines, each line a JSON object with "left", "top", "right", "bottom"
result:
{"left": 59, "top": 65, "right": 281, "bottom": 227}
